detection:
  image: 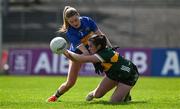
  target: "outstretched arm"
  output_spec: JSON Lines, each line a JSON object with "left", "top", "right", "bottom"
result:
{"left": 63, "top": 50, "right": 100, "bottom": 63}
{"left": 76, "top": 43, "right": 90, "bottom": 55}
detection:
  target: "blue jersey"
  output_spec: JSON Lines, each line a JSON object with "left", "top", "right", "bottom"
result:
{"left": 66, "top": 16, "right": 98, "bottom": 52}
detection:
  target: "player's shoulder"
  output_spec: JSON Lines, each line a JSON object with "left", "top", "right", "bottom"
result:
{"left": 80, "top": 16, "right": 93, "bottom": 22}
{"left": 98, "top": 48, "right": 111, "bottom": 54}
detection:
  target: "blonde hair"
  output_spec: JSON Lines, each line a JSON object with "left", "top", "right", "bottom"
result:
{"left": 59, "top": 6, "right": 80, "bottom": 32}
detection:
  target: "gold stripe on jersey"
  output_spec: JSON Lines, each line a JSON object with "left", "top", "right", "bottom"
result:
{"left": 101, "top": 63, "right": 112, "bottom": 71}
{"left": 80, "top": 32, "right": 94, "bottom": 45}
{"left": 111, "top": 52, "right": 119, "bottom": 62}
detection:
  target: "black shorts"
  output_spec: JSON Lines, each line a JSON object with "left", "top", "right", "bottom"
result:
{"left": 106, "top": 64, "right": 139, "bottom": 86}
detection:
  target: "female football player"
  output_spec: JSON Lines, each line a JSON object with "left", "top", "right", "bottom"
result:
{"left": 47, "top": 6, "right": 112, "bottom": 102}
{"left": 63, "top": 34, "right": 139, "bottom": 103}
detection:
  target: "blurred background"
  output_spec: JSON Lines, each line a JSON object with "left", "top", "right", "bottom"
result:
{"left": 0, "top": 0, "right": 180, "bottom": 76}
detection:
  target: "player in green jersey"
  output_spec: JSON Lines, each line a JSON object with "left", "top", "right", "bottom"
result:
{"left": 63, "top": 34, "right": 139, "bottom": 103}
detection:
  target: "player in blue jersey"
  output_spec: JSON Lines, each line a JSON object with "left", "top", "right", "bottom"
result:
{"left": 47, "top": 6, "right": 112, "bottom": 102}
{"left": 62, "top": 34, "right": 139, "bottom": 103}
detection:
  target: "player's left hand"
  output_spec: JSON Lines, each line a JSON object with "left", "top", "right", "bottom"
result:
{"left": 93, "top": 62, "right": 104, "bottom": 75}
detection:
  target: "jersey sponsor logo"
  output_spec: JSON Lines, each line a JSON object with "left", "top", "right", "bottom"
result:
{"left": 118, "top": 49, "right": 151, "bottom": 76}
{"left": 121, "top": 65, "right": 130, "bottom": 72}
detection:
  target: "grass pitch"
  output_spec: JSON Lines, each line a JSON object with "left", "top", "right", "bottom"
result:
{"left": 0, "top": 76, "right": 180, "bottom": 109}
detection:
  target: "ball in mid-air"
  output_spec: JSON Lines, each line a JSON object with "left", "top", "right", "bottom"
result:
{"left": 50, "top": 37, "right": 67, "bottom": 54}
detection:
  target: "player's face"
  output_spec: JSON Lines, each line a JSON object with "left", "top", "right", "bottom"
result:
{"left": 67, "top": 15, "right": 81, "bottom": 28}
{"left": 88, "top": 41, "right": 97, "bottom": 54}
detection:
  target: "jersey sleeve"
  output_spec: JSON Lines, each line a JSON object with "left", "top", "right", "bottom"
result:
{"left": 88, "top": 17, "right": 98, "bottom": 32}
{"left": 94, "top": 49, "right": 113, "bottom": 62}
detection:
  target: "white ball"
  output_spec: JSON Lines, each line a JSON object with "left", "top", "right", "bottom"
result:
{"left": 50, "top": 37, "right": 67, "bottom": 54}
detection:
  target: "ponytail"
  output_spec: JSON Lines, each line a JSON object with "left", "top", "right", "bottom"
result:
{"left": 58, "top": 6, "right": 80, "bottom": 33}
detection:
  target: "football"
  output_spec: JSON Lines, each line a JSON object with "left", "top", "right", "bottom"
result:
{"left": 50, "top": 37, "right": 67, "bottom": 54}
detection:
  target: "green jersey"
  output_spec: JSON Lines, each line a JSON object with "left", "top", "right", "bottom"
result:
{"left": 94, "top": 48, "right": 139, "bottom": 86}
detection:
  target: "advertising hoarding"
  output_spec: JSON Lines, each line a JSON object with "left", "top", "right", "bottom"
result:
{"left": 8, "top": 48, "right": 180, "bottom": 77}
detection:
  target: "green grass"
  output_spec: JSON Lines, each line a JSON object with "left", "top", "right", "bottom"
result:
{"left": 0, "top": 76, "right": 180, "bottom": 109}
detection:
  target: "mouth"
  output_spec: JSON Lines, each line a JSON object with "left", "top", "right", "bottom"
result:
{"left": 74, "top": 24, "right": 80, "bottom": 28}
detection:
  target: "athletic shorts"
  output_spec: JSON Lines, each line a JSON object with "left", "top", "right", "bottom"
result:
{"left": 106, "top": 64, "right": 139, "bottom": 86}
